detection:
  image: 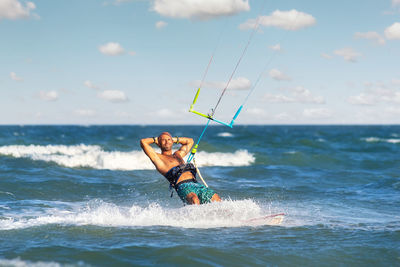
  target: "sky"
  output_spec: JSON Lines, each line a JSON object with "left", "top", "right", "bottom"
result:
{"left": 1, "top": 0, "right": 400, "bottom": 125}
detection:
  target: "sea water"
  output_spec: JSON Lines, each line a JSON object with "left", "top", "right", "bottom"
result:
{"left": 0, "top": 125, "right": 399, "bottom": 266}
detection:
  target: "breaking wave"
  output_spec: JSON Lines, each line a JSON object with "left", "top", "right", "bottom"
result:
{"left": 0, "top": 145, "right": 255, "bottom": 170}
{"left": 0, "top": 199, "right": 280, "bottom": 230}
{"left": 363, "top": 137, "right": 400, "bottom": 144}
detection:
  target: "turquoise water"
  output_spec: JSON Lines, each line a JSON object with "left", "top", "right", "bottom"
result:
{"left": 0, "top": 125, "right": 399, "bottom": 266}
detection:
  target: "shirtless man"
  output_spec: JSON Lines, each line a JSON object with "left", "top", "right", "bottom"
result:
{"left": 140, "top": 132, "right": 221, "bottom": 205}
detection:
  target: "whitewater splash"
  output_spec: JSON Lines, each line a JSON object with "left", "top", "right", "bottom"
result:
{"left": 0, "top": 199, "right": 280, "bottom": 230}
{"left": 0, "top": 144, "right": 255, "bottom": 170}
{"left": 363, "top": 137, "right": 400, "bottom": 144}
{"left": 0, "top": 258, "right": 86, "bottom": 267}
{"left": 1, "top": 198, "right": 397, "bottom": 231}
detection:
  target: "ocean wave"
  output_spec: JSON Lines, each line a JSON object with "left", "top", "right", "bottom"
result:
{"left": 0, "top": 145, "right": 255, "bottom": 170}
{"left": 363, "top": 137, "right": 400, "bottom": 144}
{"left": 0, "top": 199, "right": 280, "bottom": 230}
{"left": 1, "top": 199, "right": 397, "bottom": 231}
{"left": 217, "top": 132, "right": 234, "bottom": 138}
{"left": 280, "top": 201, "right": 400, "bottom": 231}
{"left": 0, "top": 258, "right": 89, "bottom": 267}
{"left": 195, "top": 150, "right": 255, "bottom": 167}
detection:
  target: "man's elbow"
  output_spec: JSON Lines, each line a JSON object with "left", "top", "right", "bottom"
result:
{"left": 188, "top": 138, "right": 194, "bottom": 146}
{"left": 140, "top": 139, "right": 145, "bottom": 149}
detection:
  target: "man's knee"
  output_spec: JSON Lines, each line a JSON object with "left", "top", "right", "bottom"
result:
{"left": 186, "top": 193, "right": 200, "bottom": 205}
{"left": 211, "top": 193, "right": 221, "bottom": 202}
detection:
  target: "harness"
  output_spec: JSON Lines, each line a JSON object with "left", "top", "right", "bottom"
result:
{"left": 164, "top": 163, "right": 197, "bottom": 196}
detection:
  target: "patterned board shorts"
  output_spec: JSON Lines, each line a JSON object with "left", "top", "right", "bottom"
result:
{"left": 176, "top": 182, "right": 216, "bottom": 204}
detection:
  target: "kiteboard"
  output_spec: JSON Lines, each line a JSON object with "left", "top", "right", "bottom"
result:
{"left": 242, "top": 213, "right": 285, "bottom": 226}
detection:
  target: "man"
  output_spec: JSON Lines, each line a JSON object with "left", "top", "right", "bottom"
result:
{"left": 140, "top": 132, "right": 221, "bottom": 205}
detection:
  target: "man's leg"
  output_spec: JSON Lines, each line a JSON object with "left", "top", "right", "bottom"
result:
{"left": 186, "top": 192, "right": 200, "bottom": 205}
{"left": 211, "top": 193, "right": 221, "bottom": 202}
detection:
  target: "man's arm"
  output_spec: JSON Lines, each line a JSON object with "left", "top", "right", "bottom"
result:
{"left": 140, "top": 138, "right": 164, "bottom": 170}
{"left": 173, "top": 137, "right": 194, "bottom": 158}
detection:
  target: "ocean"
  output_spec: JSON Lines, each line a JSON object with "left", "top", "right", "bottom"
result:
{"left": 0, "top": 125, "right": 399, "bottom": 266}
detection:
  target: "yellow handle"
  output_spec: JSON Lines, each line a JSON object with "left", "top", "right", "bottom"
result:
{"left": 189, "top": 109, "right": 212, "bottom": 119}
{"left": 193, "top": 88, "right": 201, "bottom": 104}
{"left": 189, "top": 88, "right": 201, "bottom": 111}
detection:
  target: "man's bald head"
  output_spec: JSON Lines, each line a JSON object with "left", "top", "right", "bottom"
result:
{"left": 157, "top": 132, "right": 173, "bottom": 152}
{"left": 158, "top": 132, "right": 172, "bottom": 140}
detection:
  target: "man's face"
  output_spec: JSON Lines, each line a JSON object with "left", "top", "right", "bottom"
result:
{"left": 158, "top": 134, "right": 173, "bottom": 151}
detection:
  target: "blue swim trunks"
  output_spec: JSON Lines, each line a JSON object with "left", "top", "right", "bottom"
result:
{"left": 176, "top": 182, "right": 216, "bottom": 204}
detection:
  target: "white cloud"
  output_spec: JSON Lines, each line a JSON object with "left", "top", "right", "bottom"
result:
{"left": 334, "top": 48, "right": 361, "bottom": 62}
{"left": 99, "top": 42, "right": 125, "bottom": 56}
{"left": 303, "top": 108, "right": 333, "bottom": 119}
{"left": 321, "top": 53, "right": 332, "bottom": 59}
{"left": 97, "top": 90, "right": 129, "bottom": 103}
{"left": 152, "top": 0, "right": 249, "bottom": 20}
{"left": 156, "top": 20, "right": 167, "bottom": 29}
{"left": 84, "top": 81, "right": 129, "bottom": 103}
{"left": 38, "top": 90, "right": 58, "bottom": 101}
{"left": 384, "top": 22, "right": 400, "bottom": 40}
{"left": 348, "top": 81, "right": 400, "bottom": 105}
{"left": 75, "top": 109, "right": 96, "bottom": 116}
{"left": 240, "top": 9, "right": 316, "bottom": 31}
{"left": 348, "top": 93, "right": 377, "bottom": 105}
{"left": 372, "top": 89, "right": 400, "bottom": 104}
{"left": 269, "top": 44, "right": 282, "bottom": 52}
{"left": 392, "top": 78, "right": 400, "bottom": 85}
{"left": 263, "top": 86, "right": 325, "bottom": 104}
{"left": 354, "top": 31, "right": 385, "bottom": 45}
{"left": 292, "top": 86, "right": 325, "bottom": 104}
{"left": 269, "top": 69, "right": 291, "bottom": 81}
{"left": 0, "top": 0, "right": 36, "bottom": 20}
{"left": 392, "top": 0, "right": 400, "bottom": 7}
{"left": 194, "top": 77, "right": 251, "bottom": 90}
{"left": 84, "top": 80, "right": 99, "bottom": 90}
{"left": 227, "top": 77, "right": 251, "bottom": 90}
{"left": 263, "top": 93, "right": 293, "bottom": 103}
{"left": 10, "top": 72, "right": 23, "bottom": 81}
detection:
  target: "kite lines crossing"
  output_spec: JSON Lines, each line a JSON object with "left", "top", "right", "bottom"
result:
{"left": 186, "top": 1, "right": 270, "bottom": 164}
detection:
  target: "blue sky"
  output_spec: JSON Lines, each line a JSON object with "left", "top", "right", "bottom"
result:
{"left": 1, "top": 0, "right": 400, "bottom": 125}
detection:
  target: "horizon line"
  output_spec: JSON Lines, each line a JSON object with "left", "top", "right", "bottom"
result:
{"left": 1, "top": 123, "right": 400, "bottom": 127}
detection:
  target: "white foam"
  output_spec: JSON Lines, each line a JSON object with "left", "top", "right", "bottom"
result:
{"left": 195, "top": 150, "right": 255, "bottom": 167}
{"left": 364, "top": 137, "right": 380, "bottom": 142}
{"left": 0, "top": 145, "right": 255, "bottom": 170}
{"left": 0, "top": 199, "right": 280, "bottom": 230}
{"left": 2, "top": 198, "right": 396, "bottom": 231}
{"left": 0, "top": 258, "right": 87, "bottom": 267}
{"left": 363, "top": 137, "right": 400, "bottom": 144}
{"left": 217, "top": 132, "right": 234, "bottom": 137}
